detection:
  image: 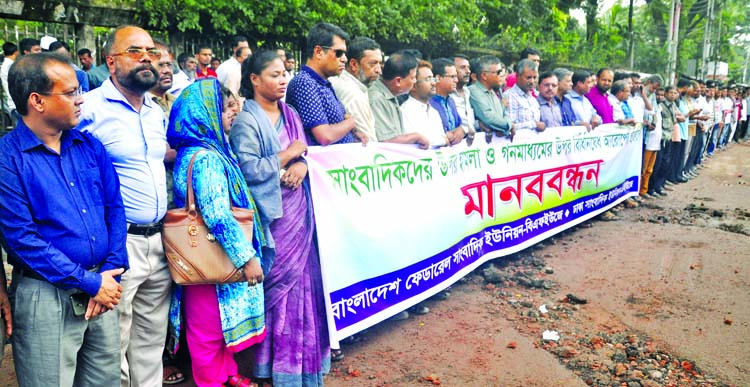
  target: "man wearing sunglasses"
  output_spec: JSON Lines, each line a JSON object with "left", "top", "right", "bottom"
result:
{"left": 287, "top": 22, "right": 365, "bottom": 145}
{"left": 469, "top": 55, "right": 512, "bottom": 138}
{"left": 78, "top": 25, "right": 171, "bottom": 387}
{"left": 0, "top": 53, "right": 127, "bottom": 387}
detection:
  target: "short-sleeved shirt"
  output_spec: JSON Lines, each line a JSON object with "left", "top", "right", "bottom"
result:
{"left": 286, "top": 65, "right": 354, "bottom": 145}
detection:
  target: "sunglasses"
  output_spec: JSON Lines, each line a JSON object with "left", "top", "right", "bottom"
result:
{"left": 483, "top": 70, "right": 504, "bottom": 75}
{"left": 111, "top": 47, "right": 162, "bottom": 61}
{"left": 320, "top": 46, "right": 346, "bottom": 58}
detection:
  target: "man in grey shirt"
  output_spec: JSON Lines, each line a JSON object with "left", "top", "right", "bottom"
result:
{"left": 368, "top": 51, "right": 428, "bottom": 147}
{"left": 468, "top": 55, "right": 512, "bottom": 137}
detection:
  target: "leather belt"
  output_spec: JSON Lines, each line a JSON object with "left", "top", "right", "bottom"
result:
{"left": 127, "top": 220, "right": 164, "bottom": 237}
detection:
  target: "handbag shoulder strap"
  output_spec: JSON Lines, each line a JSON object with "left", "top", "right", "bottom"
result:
{"left": 184, "top": 149, "right": 206, "bottom": 213}
{"left": 183, "top": 149, "right": 239, "bottom": 213}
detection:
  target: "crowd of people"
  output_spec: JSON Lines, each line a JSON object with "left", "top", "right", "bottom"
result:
{"left": 0, "top": 21, "right": 748, "bottom": 387}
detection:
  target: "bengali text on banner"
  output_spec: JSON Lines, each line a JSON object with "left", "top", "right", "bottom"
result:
{"left": 304, "top": 124, "right": 642, "bottom": 346}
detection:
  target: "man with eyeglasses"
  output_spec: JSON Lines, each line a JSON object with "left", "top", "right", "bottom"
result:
{"left": 401, "top": 60, "right": 449, "bottom": 147}
{"left": 429, "top": 58, "right": 466, "bottom": 145}
{"left": 468, "top": 55, "right": 512, "bottom": 138}
{"left": 0, "top": 52, "right": 127, "bottom": 387}
{"left": 330, "top": 36, "right": 383, "bottom": 143}
{"left": 537, "top": 72, "right": 565, "bottom": 128}
{"left": 287, "top": 22, "right": 365, "bottom": 145}
{"left": 78, "top": 25, "right": 171, "bottom": 387}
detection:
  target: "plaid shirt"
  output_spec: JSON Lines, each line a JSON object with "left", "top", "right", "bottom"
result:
{"left": 507, "top": 84, "right": 540, "bottom": 131}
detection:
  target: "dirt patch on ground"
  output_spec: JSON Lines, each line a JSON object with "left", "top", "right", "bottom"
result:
{"left": 1, "top": 144, "right": 748, "bottom": 387}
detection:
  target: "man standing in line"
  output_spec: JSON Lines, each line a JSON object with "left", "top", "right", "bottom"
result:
{"left": 430, "top": 58, "right": 466, "bottom": 145}
{"left": 537, "top": 72, "right": 564, "bottom": 128}
{"left": 0, "top": 52, "right": 127, "bottom": 386}
{"left": 78, "top": 25, "right": 171, "bottom": 387}
{"left": 552, "top": 68, "right": 576, "bottom": 126}
{"left": 451, "top": 55, "right": 476, "bottom": 142}
{"left": 586, "top": 68, "right": 615, "bottom": 124}
{"left": 368, "top": 51, "right": 429, "bottom": 148}
{"left": 468, "top": 56, "right": 512, "bottom": 138}
{"left": 504, "top": 47, "right": 541, "bottom": 93}
{"left": 287, "top": 22, "right": 365, "bottom": 145}
{"left": 566, "top": 70, "right": 601, "bottom": 130}
{"left": 330, "top": 36, "right": 383, "bottom": 142}
{"left": 507, "top": 59, "right": 545, "bottom": 135}
{"left": 401, "top": 60, "right": 449, "bottom": 147}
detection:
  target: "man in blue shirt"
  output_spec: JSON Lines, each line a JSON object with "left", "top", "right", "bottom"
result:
{"left": 77, "top": 25, "right": 170, "bottom": 387}
{"left": 287, "top": 23, "right": 365, "bottom": 146}
{"left": 430, "top": 58, "right": 466, "bottom": 145}
{"left": 0, "top": 52, "right": 126, "bottom": 386}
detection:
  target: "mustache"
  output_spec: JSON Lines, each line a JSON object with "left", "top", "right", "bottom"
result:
{"left": 133, "top": 64, "right": 158, "bottom": 76}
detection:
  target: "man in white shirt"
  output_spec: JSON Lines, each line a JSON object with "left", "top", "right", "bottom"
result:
{"left": 401, "top": 60, "right": 449, "bottom": 147}
{"left": 216, "top": 35, "right": 250, "bottom": 86}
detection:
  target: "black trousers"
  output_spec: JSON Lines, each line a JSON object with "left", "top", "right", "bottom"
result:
{"left": 650, "top": 140, "right": 674, "bottom": 193}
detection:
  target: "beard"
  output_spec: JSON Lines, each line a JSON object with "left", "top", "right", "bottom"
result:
{"left": 116, "top": 63, "right": 158, "bottom": 94}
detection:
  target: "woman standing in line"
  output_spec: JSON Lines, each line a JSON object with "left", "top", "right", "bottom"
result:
{"left": 167, "top": 79, "right": 266, "bottom": 387}
{"left": 230, "top": 50, "right": 330, "bottom": 387}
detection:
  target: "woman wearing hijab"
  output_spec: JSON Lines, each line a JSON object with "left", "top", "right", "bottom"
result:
{"left": 229, "top": 50, "right": 330, "bottom": 387}
{"left": 167, "top": 79, "right": 266, "bottom": 387}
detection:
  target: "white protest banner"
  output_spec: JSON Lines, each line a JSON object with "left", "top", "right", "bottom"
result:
{"left": 305, "top": 124, "right": 641, "bottom": 345}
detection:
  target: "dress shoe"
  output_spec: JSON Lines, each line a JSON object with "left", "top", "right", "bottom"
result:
{"left": 656, "top": 190, "right": 668, "bottom": 196}
{"left": 676, "top": 177, "right": 688, "bottom": 183}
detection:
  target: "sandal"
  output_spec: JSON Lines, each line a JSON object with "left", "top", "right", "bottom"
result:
{"left": 163, "top": 364, "right": 185, "bottom": 385}
{"left": 226, "top": 374, "right": 258, "bottom": 387}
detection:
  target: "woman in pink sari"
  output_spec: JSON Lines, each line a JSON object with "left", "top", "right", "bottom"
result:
{"left": 229, "top": 51, "right": 330, "bottom": 387}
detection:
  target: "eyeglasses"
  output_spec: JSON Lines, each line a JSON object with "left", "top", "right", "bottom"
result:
{"left": 417, "top": 77, "right": 436, "bottom": 83}
{"left": 483, "top": 70, "right": 504, "bottom": 76}
{"left": 38, "top": 88, "right": 82, "bottom": 99}
{"left": 110, "top": 47, "right": 162, "bottom": 60}
{"left": 320, "top": 46, "right": 346, "bottom": 58}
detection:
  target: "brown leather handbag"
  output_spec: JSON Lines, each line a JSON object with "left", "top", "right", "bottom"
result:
{"left": 162, "top": 150, "right": 253, "bottom": 285}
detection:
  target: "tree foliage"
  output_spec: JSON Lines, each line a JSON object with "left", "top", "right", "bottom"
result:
{"left": 137, "top": 0, "right": 748, "bottom": 80}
